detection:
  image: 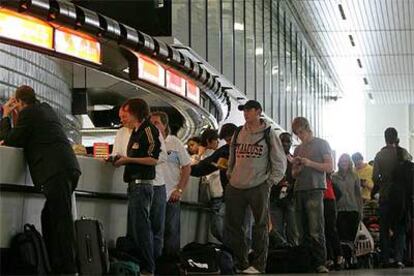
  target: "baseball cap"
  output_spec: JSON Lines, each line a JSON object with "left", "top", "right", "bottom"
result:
{"left": 237, "top": 100, "right": 262, "bottom": 111}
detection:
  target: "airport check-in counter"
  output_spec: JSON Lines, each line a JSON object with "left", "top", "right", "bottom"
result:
{"left": 0, "top": 145, "right": 213, "bottom": 249}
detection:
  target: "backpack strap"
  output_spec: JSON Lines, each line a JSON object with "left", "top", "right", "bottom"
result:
{"left": 230, "top": 126, "right": 243, "bottom": 164}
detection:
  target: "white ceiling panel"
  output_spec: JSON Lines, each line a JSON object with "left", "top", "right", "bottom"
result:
{"left": 291, "top": 0, "right": 414, "bottom": 104}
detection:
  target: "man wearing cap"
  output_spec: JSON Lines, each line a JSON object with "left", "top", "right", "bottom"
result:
{"left": 191, "top": 123, "right": 238, "bottom": 242}
{"left": 225, "top": 100, "right": 286, "bottom": 274}
{"left": 0, "top": 85, "right": 80, "bottom": 274}
{"left": 373, "top": 127, "right": 412, "bottom": 268}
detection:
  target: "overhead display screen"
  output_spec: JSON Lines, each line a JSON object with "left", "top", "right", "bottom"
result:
{"left": 0, "top": 8, "right": 53, "bottom": 50}
{"left": 166, "top": 69, "right": 186, "bottom": 97}
{"left": 187, "top": 81, "right": 200, "bottom": 104}
{"left": 55, "top": 28, "right": 101, "bottom": 64}
{"left": 138, "top": 55, "right": 165, "bottom": 86}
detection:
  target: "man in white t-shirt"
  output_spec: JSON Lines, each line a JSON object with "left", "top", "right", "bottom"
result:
{"left": 112, "top": 105, "right": 168, "bottom": 261}
{"left": 150, "top": 111, "right": 191, "bottom": 256}
{"left": 112, "top": 105, "right": 132, "bottom": 156}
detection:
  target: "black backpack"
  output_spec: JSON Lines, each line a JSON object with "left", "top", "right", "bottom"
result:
{"left": 8, "top": 224, "right": 51, "bottom": 275}
{"left": 180, "top": 242, "right": 234, "bottom": 275}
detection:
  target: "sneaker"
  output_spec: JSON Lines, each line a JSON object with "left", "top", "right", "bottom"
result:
{"left": 242, "top": 266, "right": 262, "bottom": 274}
{"left": 316, "top": 265, "right": 329, "bottom": 273}
{"left": 395, "top": 262, "right": 405, "bottom": 269}
{"left": 326, "top": 259, "right": 334, "bottom": 268}
{"left": 335, "top": 256, "right": 345, "bottom": 270}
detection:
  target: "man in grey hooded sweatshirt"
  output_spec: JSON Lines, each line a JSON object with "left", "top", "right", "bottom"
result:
{"left": 225, "top": 100, "right": 286, "bottom": 274}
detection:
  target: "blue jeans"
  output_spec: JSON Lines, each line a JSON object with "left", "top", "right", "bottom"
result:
{"left": 127, "top": 183, "right": 154, "bottom": 273}
{"left": 294, "top": 189, "right": 326, "bottom": 267}
{"left": 150, "top": 185, "right": 166, "bottom": 260}
{"left": 379, "top": 202, "right": 406, "bottom": 263}
{"left": 269, "top": 199, "right": 298, "bottom": 247}
{"left": 164, "top": 201, "right": 181, "bottom": 256}
{"left": 210, "top": 198, "right": 225, "bottom": 242}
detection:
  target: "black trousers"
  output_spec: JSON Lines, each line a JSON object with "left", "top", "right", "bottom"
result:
{"left": 337, "top": 211, "right": 360, "bottom": 242}
{"left": 41, "top": 170, "right": 79, "bottom": 274}
{"left": 324, "top": 199, "right": 343, "bottom": 260}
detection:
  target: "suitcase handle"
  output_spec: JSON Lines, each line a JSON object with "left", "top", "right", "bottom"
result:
{"left": 86, "top": 234, "right": 93, "bottom": 263}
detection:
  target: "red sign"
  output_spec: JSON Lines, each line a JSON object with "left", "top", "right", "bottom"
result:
{"left": 93, "top": 142, "right": 109, "bottom": 159}
{"left": 166, "top": 69, "right": 186, "bottom": 97}
{"left": 187, "top": 81, "right": 200, "bottom": 104}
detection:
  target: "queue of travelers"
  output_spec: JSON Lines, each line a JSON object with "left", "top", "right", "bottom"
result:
{"left": 1, "top": 86, "right": 413, "bottom": 275}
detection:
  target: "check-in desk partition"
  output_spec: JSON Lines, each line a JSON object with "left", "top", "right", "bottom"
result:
{"left": 0, "top": 146, "right": 214, "bottom": 249}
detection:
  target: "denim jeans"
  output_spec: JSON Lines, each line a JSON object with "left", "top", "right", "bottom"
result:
{"left": 127, "top": 183, "right": 154, "bottom": 273}
{"left": 224, "top": 183, "right": 270, "bottom": 272}
{"left": 379, "top": 202, "right": 406, "bottom": 263}
{"left": 269, "top": 199, "right": 298, "bottom": 247}
{"left": 164, "top": 201, "right": 181, "bottom": 256}
{"left": 294, "top": 189, "right": 326, "bottom": 267}
{"left": 210, "top": 198, "right": 225, "bottom": 242}
{"left": 150, "top": 185, "right": 166, "bottom": 260}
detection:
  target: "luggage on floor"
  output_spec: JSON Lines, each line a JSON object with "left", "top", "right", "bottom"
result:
{"left": 75, "top": 217, "right": 109, "bottom": 275}
{"left": 355, "top": 222, "right": 374, "bottom": 257}
{"left": 266, "top": 246, "right": 311, "bottom": 273}
{"left": 180, "top": 242, "right": 234, "bottom": 275}
{"left": 155, "top": 254, "right": 184, "bottom": 275}
{"left": 110, "top": 261, "right": 140, "bottom": 276}
{"left": 8, "top": 224, "right": 51, "bottom": 275}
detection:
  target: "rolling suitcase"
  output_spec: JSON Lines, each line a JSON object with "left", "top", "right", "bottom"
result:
{"left": 75, "top": 218, "right": 109, "bottom": 275}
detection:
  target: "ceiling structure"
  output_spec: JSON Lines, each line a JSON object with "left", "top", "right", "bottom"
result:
{"left": 291, "top": 0, "right": 413, "bottom": 105}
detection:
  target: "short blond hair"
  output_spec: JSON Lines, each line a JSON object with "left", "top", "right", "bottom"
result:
{"left": 292, "top": 117, "right": 312, "bottom": 134}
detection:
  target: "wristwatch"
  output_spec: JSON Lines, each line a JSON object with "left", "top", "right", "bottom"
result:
{"left": 176, "top": 188, "right": 183, "bottom": 193}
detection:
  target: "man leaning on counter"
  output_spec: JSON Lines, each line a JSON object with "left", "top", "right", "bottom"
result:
{"left": 0, "top": 85, "right": 80, "bottom": 274}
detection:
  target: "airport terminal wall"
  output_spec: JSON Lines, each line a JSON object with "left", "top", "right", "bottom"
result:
{"left": 0, "top": 43, "right": 81, "bottom": 143}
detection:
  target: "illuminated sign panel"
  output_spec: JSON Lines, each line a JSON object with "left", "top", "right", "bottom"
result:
{"left": 166, "top": 70, "right": 186, "bottom": 97}
{"left": 187, "top": 81, "right": 200, "bottom": 104}
{"left": 138, "top": 55, "right": 165, "bottom": 86}
{"left": 0, "top": 8, "right": 53, "bottom": 50}
{"left": 55, "top": 28, "right": 101, "bottom": 64}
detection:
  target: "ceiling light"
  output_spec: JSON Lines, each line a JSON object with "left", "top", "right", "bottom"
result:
{"left": 363, "top": 77, "right": 369, "bottom": 85}
{"left": 234, "top": 22, "right": 244, "bottom": 31}
{"left": 349, "top": 35, "right": 355, "bottom": 46}
{"left": 255, "top": 48, "right": 263, "bottom": 55}
{"left": 357, "top": 59, "right": 363, "bottom": 68}
{"left": 368, "top": 93, "right": 374, "bottom": 103}
{"left": 338, "top": 4, "right": 346, "bottom": 20}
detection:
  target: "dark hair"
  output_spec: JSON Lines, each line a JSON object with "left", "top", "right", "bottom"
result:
{"left": 187, "top": 136, "right": 201, "bottom": 144}
{"left": 219, "top": 123, "right": 237, "bottom": 139}
{"left": 200, "top": 129, "right": 218, "bottom": 147}
{"left": 125, "top": 98, "right": 149, "bottom": 122}
{"left": 151, "top": 111, "right": 170, "bottom": 136}
{"left": 384, "top": 127, "right": 398, "bottom": 144}
{"left": 351, "top": 152, "right": 364, "bottom": 163}
{"left": 15, "top": 85, "right": 36, "bottom": 105}
{"left": 279, "top": 132, "right": 292, "bottom": 140}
